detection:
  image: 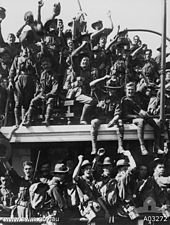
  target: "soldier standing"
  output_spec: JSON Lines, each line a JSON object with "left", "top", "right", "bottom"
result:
{"left": 8, "top": 45, "right": 38, "bottom": 127}
{"left": 3, "top": 161, "right": 35, "bottom": 218}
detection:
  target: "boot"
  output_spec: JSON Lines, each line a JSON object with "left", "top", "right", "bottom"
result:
{"left": 117, "top": 125, "right": 125, "bottom": 154}
{"left": 154, "top": 128, "right": 164, "bottom": 155}
{"left": 136, "top": 123, "right": 149, "bottom": 155}
{"left": 42, "top": 106, "right": 51, "bottom": 126}
{"left": 22, "top": 107, "right": 33, "bottom": 127}
{"left": 14, "top": 108, "right": 21, "bottom": 127}
{"left": 91, "top": 130, "right": 98, "bottom": 155}
{"left": 140, "top": 144, "right": 149, "bottom": 156}
{"left": 21, "top": 108, "right": 26, "bottom": 121}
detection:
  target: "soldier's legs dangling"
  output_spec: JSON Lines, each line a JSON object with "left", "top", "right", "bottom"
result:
{"left": 116, "top": 119, "right": 125, "bottom": 153}
{"left": 146, "top": 118, "right": 164, "bottom": 154}
{"left": 133, "top": 118, "right": 148, "bottom": 155}
{"left": 90, "top": 118, "right": 102, "bottom": 155}
{"left": 42, "top": 98, "right": 54, "bottom": 126}
{"left": 22, "top": 96, "right": 42, "bottom": 126}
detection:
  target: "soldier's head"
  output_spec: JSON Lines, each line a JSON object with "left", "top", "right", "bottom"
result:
{"left": 81, "top": 160, "right": 92, "bottom": 178}
{"left": 7, "top": 33, "right": 16, "bottom": 45}
{"left": 80, "top": 55, "right": 90, "bottom": 70}
{"left": 125, "top": 82, "right": 136, "bottom": 97}
{"left": 116, "top": 159, "right": 129, "bottom": 173}
{"left": 41, "top": 56, "right": 53, "bottom": 71}
{"left": 51, "top": 163, "right": 69, "bottom": 182}
{"left": 67, "top": 37, "right": 74, "bottom": 50}
{"left": 138, "top": 165, "right": 148, "bottom": 179}
{"left": 99, "top": 36, "right": 107, "bottom": 48}
{"left": 152, "top": 158, "right": 165, "bottom": 177}
{"left": 144, "top": 49, "right": 152, "bottom": 61}
{"left": 39, "top": 162, "right": 51, "bottom": 178}
{"left": 23, "top": 161, "right": 33, "bottom": 178}
{"left": 24, "top": 11, "right": 34, "bottom": 24}
{"left": 101, "top": 157, "right": 113, "bottom": 177}
{"left": 0, "top": 48, "right": 12, "bottom": 64}
{"left": 133, "top": 35, "right": 140, "bottom": 45}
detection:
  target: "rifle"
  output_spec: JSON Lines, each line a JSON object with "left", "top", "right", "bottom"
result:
{"left": 33, "top": 150, "right": 41, "bottom": 181}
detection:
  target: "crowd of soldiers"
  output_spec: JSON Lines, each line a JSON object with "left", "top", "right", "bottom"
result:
{"left": 1, "top": 150, "right": 170, "bottom": 224}
{"left": 0, "top": 1, "right": 170, "bottom": 224}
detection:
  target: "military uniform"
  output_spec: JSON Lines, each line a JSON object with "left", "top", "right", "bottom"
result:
{"left": 23, "top": 68, "right": 59, "bottom": 126}
{"left": 120, "top": 89, "right": 162, "bottom": 155}
{"left": 0, "top": 182, "right": 15, "bottom": 217}
{"left": 8, "top": 169, "right": 35, "bottom": 218}
{"left": 64, "top": 66, "right": 97, "bottom": 124}
{"left": 9, "top": 50, "right": 37, "bottom": 126}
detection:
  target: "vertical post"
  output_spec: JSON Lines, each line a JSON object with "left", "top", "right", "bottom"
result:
{"left": 160, "top": 0, "right": 167, "bottom": 147}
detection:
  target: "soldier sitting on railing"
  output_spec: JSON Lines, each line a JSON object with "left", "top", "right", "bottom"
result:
{"left": 90, "top": 74, "right": 125, "bottom": 155}
{"left": 63, "top": 40, "right": 98, "bottom": 124}
{"left": 119, "top": 82, "right": 164, "bottom": 155}
{"left": 22, "top": 53, "right": 60, "bottom": 126}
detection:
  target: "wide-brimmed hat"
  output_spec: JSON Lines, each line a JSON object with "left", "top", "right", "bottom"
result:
{"left": 116, "top": 159, "right": 129, "bottom": 168}
{"left": 51, "top": 163, "right": 69, "bottom": 174}
{"left": 102, "top": 157, "right": 112, "bottom": 166}
{"left": 81, "top": 160, "right": 92, "bottom": 169}
{"left": 44, "top": 18, "right": 58, "bottom": 31}
{"left": 151, "top": 157, "right": 165, "bottom": 170}
{"left": 91, "top": 20, "right": 103, "bottom": 30}
{"left": 77, "top": 32, "right": 91, "bottom": 43}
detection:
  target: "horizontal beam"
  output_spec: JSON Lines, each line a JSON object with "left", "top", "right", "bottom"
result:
{"left": 0, "top": 124, "right": 158, "bottom": 143}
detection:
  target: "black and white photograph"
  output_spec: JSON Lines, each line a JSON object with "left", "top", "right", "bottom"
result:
{"left": 0, "top": 0, "right": 170, "bottom": 224}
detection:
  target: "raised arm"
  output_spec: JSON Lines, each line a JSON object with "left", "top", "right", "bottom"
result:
{"left": 123, "top": 150, "right": 136, "bottom": 171}
{"left": 90, "top": 74, "right": 111, "bottom": 87}
{"left": 71, "top": 41, "right": 88, "bottom": 57}
{"left": 72, "top": 155, "right": 84, "bottom": 182}
{"left": 37, "top": 0, "right": 44, "bottom": 23}
{"left": 0, "top": 20, "right": 5, "bottom": 46}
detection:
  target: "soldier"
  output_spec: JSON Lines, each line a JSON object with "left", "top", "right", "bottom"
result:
{"left": 115, "top": 151, "right": 139, "bottom": 220}
{"left": 0, "top": 175, "right": 15, "bottom": 217}
{"left": 64, "top": 50, "right": 98, "bottom": 124}
{"left": 46, "top": 163, "right": 70, "bottom": 223}
{"left": 95, "top": 157, "right": 117, "bottom": 223}
{"left": 22, "top": 54, "right": 59, "bottom": 126}
{"left": 8, "top": 44, "right": 38, "bottom": 127}
{"left": 120, "top": 82, "right": 163, "bottom": 155}
{"left": 3, "top": 160, "right": 35, "bottom": 218}
{"left": 136, "top": 158, "right": 170, "bottom": 218}
{"left": 90, "top": 75, "right": 124, "bottom": 155}
{"left": 73, "top": 155, "right": 111, "bottom": 223}
{"left": 142, "top": 49, "right": 159, "bottom": 83}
